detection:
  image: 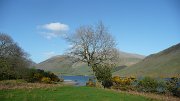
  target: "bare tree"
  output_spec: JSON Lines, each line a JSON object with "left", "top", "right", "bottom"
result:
{"left": 0, "top": 33, "right": 30, "bottom": 68}
{"left": 66, "top": 22, "right": 118, "bottom": 72}
{"left": 0, "top": 33, "right": 25, "bottom": 58}
{"left": 0, "top": 33, "right": 32, "bottom": 80}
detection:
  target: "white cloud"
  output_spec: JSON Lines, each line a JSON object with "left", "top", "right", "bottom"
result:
{"left": 37, "top": 22, "right": 69, "bottom": 39}
{"left": 40, "top": 32, "right": 58, "bottom": 39}
{"left": 42, "top": 22, "right": 69, "bottom": 31}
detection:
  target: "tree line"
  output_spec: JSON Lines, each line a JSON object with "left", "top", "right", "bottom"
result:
{"left": 0, "top": 33, "right": 61, "bottom": 83}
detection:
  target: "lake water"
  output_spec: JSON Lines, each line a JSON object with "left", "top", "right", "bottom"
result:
{"left": 61, "top": 75, "right": 94, "bottom": 86}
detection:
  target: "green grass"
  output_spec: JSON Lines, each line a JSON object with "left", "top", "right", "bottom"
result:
{"left": 0, "top": 86, "right": 155, "bottom": 101}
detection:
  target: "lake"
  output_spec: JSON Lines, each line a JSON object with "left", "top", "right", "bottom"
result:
{"left": 61, "top": 75, "right": 94, "bottom": 86}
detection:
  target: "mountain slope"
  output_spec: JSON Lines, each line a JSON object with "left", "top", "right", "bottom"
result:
{"left": 36, "top": 51, "right": 144, "bottom": 76}
{"left": 113, "top": 43, "right": 180, "bottom": 77}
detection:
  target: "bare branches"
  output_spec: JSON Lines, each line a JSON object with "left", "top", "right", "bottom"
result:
{"left": 0, "top": 33, "right": 30, "bottom": 69}
{"left": 0, "top": 33, "right": 27, "bottom": 58}
{"left": 66, "top": 22, "right": 118, "bottom": 67}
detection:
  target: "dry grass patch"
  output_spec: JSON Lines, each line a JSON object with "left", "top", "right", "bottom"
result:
{"left": 118, "top": 90, "right": 180, "bottom": 101}
{"left": 0, "top": 80, "right": 62, "bottom": 90}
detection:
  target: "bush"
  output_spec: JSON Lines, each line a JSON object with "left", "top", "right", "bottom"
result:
{"left": 166, "top": 77, "right": 180, "bottom": 97}
{"left": 0, "top": 59, "right": 16, "bottom": 80}
{"left": 23, "top": 68, "right": 37, "bottom": 82}
{"left": 41, "top": 77, "right": 51, "bottom": 84}
{"left": 93, "top": 64, "right": 112, "bottom": 88}
{"left": 48, "top": 72, "right": 61, "bottom": 82}
{"left": 112, "top": 76, "right": 135, "bottom": 85}
{"left": 111, "top": 76, "right": 180, "bottom": 97}
{"left": 173, "top": 87, "right": 180, "bottom": 97}
{"left": 112, "top": 76, "right": 121, "bottom": 84}
{"left": 166, "top": 77, "right": 179, "bottom": 92}
{"left": 86, "top": 79, "right": 96, "bottom": 87}
{"left": 33, "top": 73, "right": 43, "bottom": 81}
{"left": 137, "top": 77, "right": 159, "bottom": 92}
{"left": 24, "top": 68, "right": 62, "bottom": 83}
{"left": 102, "top": 80, "right": 113, "bottom": 88}
{"left": 112, "top": 76, "right": 136, "bottom": 91}
{"left": 156, "top": 80, "right": 167, "bottom": 94}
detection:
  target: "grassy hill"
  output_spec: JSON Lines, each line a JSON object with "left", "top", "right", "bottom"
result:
{"left": 113, "top": 43, "right": 180, "bottom": 77}
{"left": 36, "top": 51, "right": 144, "bottom": 76}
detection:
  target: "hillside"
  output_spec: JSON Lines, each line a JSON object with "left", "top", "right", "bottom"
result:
{"left": 113, "top": 43, "right": 180, "bottom": 77}
{"left": 36, "top": 51, "right": 144, "bottom": 76}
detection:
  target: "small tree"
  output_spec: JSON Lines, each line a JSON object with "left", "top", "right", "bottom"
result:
{"left": 94, "top": 64, "right": 113, "bottom": 88}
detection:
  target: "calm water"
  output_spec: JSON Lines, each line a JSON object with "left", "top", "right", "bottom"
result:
{"left": 61, "top": 75, "right": 94, "bottom": 86}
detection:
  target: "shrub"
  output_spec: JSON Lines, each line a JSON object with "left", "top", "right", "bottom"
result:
{"left": 137, "top": 77, "right": 158, "bottom": 92}
{"left": 24, "top": 68, "right": 62, "bottom": 83}
{"left": 24, "top": 68, "right": 41, "bottom": 83}
{"left": 33, "top": 73, "right": 43, "bottom": 81}
{"left": 112, "top": 76, "right": 135, "bottom": 86}
{"left": 41, "top": 77, "right": 51, "bottom": 84}
{"left": 166, "top": 77, "right": 180, "bottom": 97}
{"left": 166, "top": 77, "right": 179, "bottom": 92}
{"left": 112, "top": 76, "right": 136, "bottom": 91}
{"left": 102, "top": 80, "right": 113, "bottom": 88}
{"left": 48, "top": 72, "right": 61, "bottom": 82}
{"left": 173, "top": 87, "right": 180, "bottom": 97}
{"left": 156, "top": 80, "right": 167, "bottom": 94}
{"left": 112, "top": 76, "right": 121, "bottom": 84}
{"left": 94, "top": 64, "right": 112, "bottom": 82}
{"left": 86, "top": 79, "right": 95, "bottom": 87}
{"left": 111, "top": 76, "right": 180, "bottom": 97}
{"left": 93, "top": 64, "right": 112, "bottom": 88}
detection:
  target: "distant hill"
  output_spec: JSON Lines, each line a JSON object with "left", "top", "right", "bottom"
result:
{"left": 113, "top": 43, "right": 180, "bottom": 77}
{"left": 36, "top": 51, "right": 144, "bottom": 76}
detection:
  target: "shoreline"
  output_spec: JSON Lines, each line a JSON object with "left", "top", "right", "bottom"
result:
{"left": 62, "top": 80, "right": 78, "bottom": 86}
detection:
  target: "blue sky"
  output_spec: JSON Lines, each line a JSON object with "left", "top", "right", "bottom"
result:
{"left": 0, "top": 0, "right": 179, "bottom": 63}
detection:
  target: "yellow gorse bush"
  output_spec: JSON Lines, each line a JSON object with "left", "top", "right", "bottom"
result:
{"left": 41, "top": 77, "right": 51, "bottom": 83}
{"left": 112, "top": 76, "right": 136, "bottom": 85}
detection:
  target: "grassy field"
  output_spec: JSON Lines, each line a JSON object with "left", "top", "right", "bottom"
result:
{"left": 0, "top": 86, "right": 155, "bottom": 101}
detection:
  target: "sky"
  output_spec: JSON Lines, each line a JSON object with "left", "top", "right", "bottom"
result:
{"left": 0, "top": 0, "right": 180, "bottom": 63}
